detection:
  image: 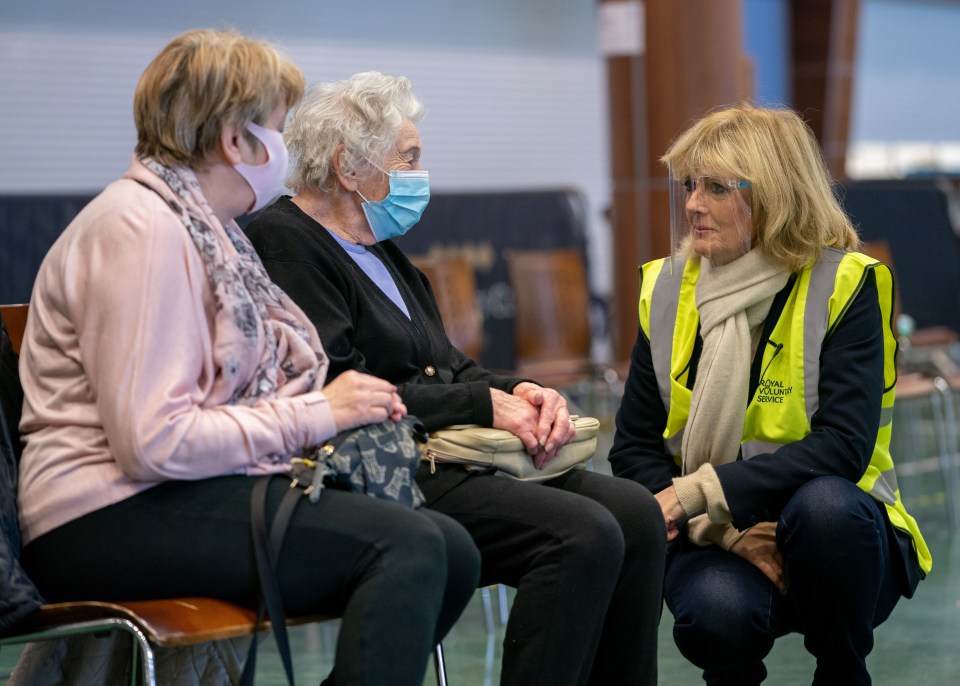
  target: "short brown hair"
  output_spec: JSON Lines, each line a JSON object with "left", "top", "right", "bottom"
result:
{"left": 662, "top": 104, "right": 859, "bottom": 272}
{"left": 134, "top": 29, "right": 305, "bottom": 168}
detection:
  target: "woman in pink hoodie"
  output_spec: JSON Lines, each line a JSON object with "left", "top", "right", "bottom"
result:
{"left": 15, "top": 29, "right": 479, "bottom": 686}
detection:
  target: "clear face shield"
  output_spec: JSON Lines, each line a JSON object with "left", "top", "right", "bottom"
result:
{"left": 668, "top": 163, "right": 755, "bottom": 272}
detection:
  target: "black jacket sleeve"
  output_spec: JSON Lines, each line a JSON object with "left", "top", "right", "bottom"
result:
{"left": 607, "top": 325, "right": 680, "bottom": 493}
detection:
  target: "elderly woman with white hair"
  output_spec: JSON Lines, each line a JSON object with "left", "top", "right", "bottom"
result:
{"left": 245, "top": 71, "right": 667, "bottom": 686}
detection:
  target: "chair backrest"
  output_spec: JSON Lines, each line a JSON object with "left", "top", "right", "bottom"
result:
{"left": 409, "top": 254, "right": 484, "bottom": 361}
{"left": 0, "top": 305, "right": 28, "bottom": 356}
{"left": 504, "top": 248, "right": 591, "bottom": 366}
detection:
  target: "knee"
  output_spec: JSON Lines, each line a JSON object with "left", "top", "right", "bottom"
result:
{"left": 557, "top": 501, "right": 627, "bottom": 582}
{"left": 781, "top": 477, "right": 880, "bottom": 544}
{"left": 376, "top": 511, "right": 453, "bottom": 586}
{"left": 572, "top": 476, "right": 667, "bottom": 552}
{"left": 438, "top": 518, "right": 482, "bottom": 597}
{"left": 670, "top": 569, "right": 773, "bottom": 667}
{"left": 616, "top": 480, "right": 668, "bottom": 551}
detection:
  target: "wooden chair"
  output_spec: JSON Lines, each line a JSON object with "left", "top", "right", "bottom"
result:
{"left": 0, "top": 305, "right": 27, "bottom": 355}
{"left": 0, "top": 303, "right": 450, "bottom": 686}
{"left": 502, "top": 249, "right": 625, "bottom": 422}
{"left": 503, "top": 248, "right": 591, "bottom": 381}
{"left": 409, "top": 254, "right": 484, "bottom": 362}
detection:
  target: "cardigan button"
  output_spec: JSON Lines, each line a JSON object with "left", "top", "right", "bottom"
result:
{"left": 424, "top": 365, "right": 437, "bottom": 377}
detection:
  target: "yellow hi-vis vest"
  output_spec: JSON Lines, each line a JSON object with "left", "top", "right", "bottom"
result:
{"left": 639, "top": 248, "right": 931, "bottom": 575}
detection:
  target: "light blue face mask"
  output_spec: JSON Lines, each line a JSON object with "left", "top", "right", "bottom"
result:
{"left": 357, "top": 167, "right": 430, "bottom": 242}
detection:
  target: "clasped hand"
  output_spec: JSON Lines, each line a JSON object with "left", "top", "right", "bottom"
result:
{"left": 324, "top": 370, "right": 407, "bottom": 431}
{"left": 490, "top": 382, "right": 576, "bottom": 468}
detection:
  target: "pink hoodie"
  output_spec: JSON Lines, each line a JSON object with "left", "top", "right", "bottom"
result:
{"left": 17, "top": 163, "right": 337, "bottom": 544}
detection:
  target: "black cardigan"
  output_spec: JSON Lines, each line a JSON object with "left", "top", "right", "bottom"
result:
{"left": 245, "top": 196, "right": 525, "bottom": 431}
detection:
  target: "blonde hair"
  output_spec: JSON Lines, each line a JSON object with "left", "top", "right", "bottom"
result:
{"left": 661, "top": 104, "right": 859, "bottom": 272}
{"left": 134, "top": 29, "right": 305, "bottom": 168}
{"left": 284, "top": 71, "right": 425, "bottom": 193}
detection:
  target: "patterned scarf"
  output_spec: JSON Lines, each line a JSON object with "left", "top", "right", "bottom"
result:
{"left": 126, "top": 156, "right": 327, "bottom": 406}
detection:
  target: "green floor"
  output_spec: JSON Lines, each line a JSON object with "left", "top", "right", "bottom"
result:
{"left": 140, "top": 528, "right": 960, "bottom": 685}
{"left": 2, "top": 522, "right": 955, "bottom": 684}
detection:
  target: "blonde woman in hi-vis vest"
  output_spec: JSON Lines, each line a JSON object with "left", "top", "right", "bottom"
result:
{"left": 609, "top": 104, "right": 930, "bottom": 686}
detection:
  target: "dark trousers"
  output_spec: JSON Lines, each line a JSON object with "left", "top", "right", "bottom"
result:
{"left": 664, "top": 477, "right": 908, "bottom": 686}
{"left": 21, "top": 476, "right": 481, "bottom": 686}
{"left": 421, "top": 467, "right": 667, "bottom": 686}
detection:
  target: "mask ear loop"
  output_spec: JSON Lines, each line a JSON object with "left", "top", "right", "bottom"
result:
{"left": 355, "top": 156, "right": 389, "bottom": 205}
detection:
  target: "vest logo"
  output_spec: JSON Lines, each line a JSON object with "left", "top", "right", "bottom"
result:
{"left": 757, "top": 379, "right": 792, "bottom": 404}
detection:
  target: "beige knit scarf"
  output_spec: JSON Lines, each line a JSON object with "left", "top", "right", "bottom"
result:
{"left": 681, "top": 249, "right": 790, "bottom": 475}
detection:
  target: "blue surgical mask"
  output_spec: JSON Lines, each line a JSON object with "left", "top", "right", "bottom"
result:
{"left": 357, "top": 167, "right": 430, "bottom": 242}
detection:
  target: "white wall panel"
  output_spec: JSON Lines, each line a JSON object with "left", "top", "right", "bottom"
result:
{"left": 0, "top": 10, "right": 613, "bottom": 293}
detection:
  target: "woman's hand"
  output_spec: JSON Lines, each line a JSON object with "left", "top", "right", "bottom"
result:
{"left": 324, "top": 370, "right": 406, "bottom": 431}
{"left": 730, "top": 522, "right": 785, "bottom": 594}
{"left": 654, "top": 485, "right": 687, "bottom": 541}
{"left": 490, "top": 388, "right": 542, "bottom": 456}
{"left": 511, "top": 383, "right": 576, "bottom": 468}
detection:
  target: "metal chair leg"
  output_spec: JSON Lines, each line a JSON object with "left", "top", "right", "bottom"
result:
{"left": 934, "top": 377, "right": 960, "bottom": 528}
{"left": 480, "top": 586, "right": 495, "bottom": 636}
{"left": 433, "top": 642, "right": 448, "bottom": 686}
{"left": 122, "top": 622, "right": 156, "bottom": 686}
{"left": 497, "top": 584, "right": 510, "bottom": 626}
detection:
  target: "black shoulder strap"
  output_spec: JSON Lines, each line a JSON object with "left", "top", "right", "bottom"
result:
{"left": 240, "top": 476, "right": 302, "bottom": 686}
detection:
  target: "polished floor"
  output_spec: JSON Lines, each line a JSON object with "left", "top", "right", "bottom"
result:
{"left": 242, "top": 522, "right": 956, "bottom": 686}
{"left": 199, "top": 460, "right": 960, "bottom": 685}
{"left": 255, "top": 438, "right": 960, "bottom": 686}
{"left": 2, "top": 426, "right": 959, "bottom": 684}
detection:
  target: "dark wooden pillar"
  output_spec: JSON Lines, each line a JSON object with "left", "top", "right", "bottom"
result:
{"left": 790, "top": 0, "right": 860, "bottom": 179}
{"left": 603, "top": 0, "right": 752, "bottom": 359}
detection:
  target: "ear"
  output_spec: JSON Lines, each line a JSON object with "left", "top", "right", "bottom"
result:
{"left": 332, "top": 144, "right": 359, "bottom": 192}
{"left": 218, "top": 120, "right": 246, "bottom": 166}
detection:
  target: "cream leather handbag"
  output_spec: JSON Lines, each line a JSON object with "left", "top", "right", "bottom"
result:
{"left": 421, "top": 416, "right": 600, "bottom": 482}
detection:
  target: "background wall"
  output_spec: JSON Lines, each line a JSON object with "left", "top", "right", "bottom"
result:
{"left": 2, "top": 0, "right": 958, "bottom": 293}
{"left": 849, "top": 0, "right": 960, "bottom": 176}
{"left": 1, "top": 0, "right": 614, "bottom": 291}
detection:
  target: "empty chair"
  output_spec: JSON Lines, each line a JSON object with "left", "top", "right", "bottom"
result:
{"left": 503, "top": 248, "right": 592, "bottom": 381}
{"left": 503, "top": 248, "right": 625, "bottom": 423}
{"left": 409, "top": 254, "right": 484, "bottom": 362}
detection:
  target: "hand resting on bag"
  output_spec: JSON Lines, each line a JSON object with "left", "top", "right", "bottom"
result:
{"left": 323, "top": 369, "right": 407, "bottom": 431}
{"left": 491, "top": 384, "right": 576, "bottom": 468}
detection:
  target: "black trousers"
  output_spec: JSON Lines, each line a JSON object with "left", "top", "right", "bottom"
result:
{"left": 419, "top": 465, "right": 667, "bottom": 686}
{"left": 21, "top": 475, "right": 481, "bottom": 686}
